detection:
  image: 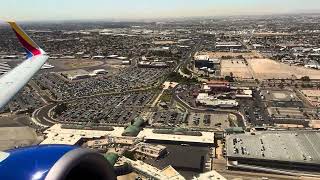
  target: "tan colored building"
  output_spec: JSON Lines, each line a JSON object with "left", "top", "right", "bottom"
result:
{"left": 131, "top": 142, "right": 167, "bottom": 159}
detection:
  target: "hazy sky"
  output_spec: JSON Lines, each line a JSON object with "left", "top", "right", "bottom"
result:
{"left": 1, "top": 0, "right": 319, "bottom": 21}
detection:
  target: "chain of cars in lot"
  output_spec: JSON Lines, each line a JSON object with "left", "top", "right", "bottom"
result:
{"left": 149, "top": 111, "right": 186, "bottom": 127}
{"left": 54, "top": 92, "right": 155, "bottom": 125}
{"left": 0, "top": 86, "right": 45, "bottom": 114}
{"left": 35, "top": 67, "right": 171, "bottom": 101}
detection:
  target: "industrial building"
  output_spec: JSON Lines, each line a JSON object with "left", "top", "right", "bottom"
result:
{"left": 226, "top": 131, "right": 320, "bottom": 175}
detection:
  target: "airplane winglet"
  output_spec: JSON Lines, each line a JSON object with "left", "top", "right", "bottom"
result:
{"left": 7, "top": 21, "right": 45, "bottom": 58}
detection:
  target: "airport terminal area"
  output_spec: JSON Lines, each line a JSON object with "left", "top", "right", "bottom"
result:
{"left": 1, "top": 13, "right": 320, "bottom": 180}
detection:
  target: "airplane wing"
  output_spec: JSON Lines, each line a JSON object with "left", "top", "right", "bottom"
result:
{"left": 0, "top": 22, "right": 48, "bottom": 109}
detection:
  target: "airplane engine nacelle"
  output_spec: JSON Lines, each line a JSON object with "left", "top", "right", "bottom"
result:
{"left": 0, "top": 145, "right": 116, "bottom": 180}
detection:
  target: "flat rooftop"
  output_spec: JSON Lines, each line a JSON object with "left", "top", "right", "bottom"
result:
{"left": 226, "top": 131, "right": 320, "bottom": 165}
{"left": 41, "top": 124, "right": 125, "bottom": 145}
{"left": 261, "top": 90, "right": 300, "bottom": 102}
{"left": 41, "top": 124, "right": 215, "bottom": 145}
{"left": 137, "top": 128, "right": 214, "bottom": 144}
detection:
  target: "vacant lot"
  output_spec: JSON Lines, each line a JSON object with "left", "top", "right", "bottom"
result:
{"left": 0, "top": 127, "right": 40, "bottom": 150}
{"left": 221, "top": 59, "right": 253, "bottom": 79}
{"left": 50, "top": 59, "right": 104, "bottom": 70}
{"left": 248, "top": 58, "right": 320, "bottom": 80}
{"left": 203, "top": 51, "right": 262, "bottom": 59}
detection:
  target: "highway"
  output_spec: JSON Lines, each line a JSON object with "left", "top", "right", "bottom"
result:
{"left": 174, "top": 39, "right": 202, "bottom": 73}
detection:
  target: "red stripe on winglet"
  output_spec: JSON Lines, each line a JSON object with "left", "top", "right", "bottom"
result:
{"left": 13, "top": 31, "right": 41, "bottom": 56}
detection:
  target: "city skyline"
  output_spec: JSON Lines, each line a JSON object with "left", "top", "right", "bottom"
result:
{"left": 0, "top": 0, "right": 320, "bottom": 21}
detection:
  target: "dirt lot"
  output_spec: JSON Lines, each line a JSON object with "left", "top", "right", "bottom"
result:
{"left": 201, "top": 51, "right": 263, "bottom": 59}
{"left": 60, "top": 59, "right": 104, "bottom": 69}
{"left": 247, "top": 58, "right": 320, "bottom": 80}
{"left": 221, "top": 59, "right": 253, "bottom": 79}
{"left": 49, "top": 59, "right": 104, "bottom": 70}
{"left": 0, "top": 127, "right": 40, "bottom": 150}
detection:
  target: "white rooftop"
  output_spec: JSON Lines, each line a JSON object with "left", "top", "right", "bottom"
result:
{"left": 193, "top": 170, "right": 227, "bottom": 180}
{"left": 137, "top": 128, "right": 214, "bottom": 144}
{"left": 41, "top": 124, "right": 125, "bottom": 145}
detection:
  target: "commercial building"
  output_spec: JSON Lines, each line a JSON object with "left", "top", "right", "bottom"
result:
{"left": 60, "top": 69, "right": 93, "bottom": 81}
{"left": 235, "top": 89, "right": 253, "bottom": 98}
{"left": 137, "top": 128, "right": 215, "bottom": 146}
{"left": 138, "top": 61, "right": 169, "bottom": 68}
{"left": 120, "top": 157, "right": 185, "bottom": 180}
{"left": 92, "top": 55, "right": 105, "bottom": 59}
{"left": 122, "top": 60, "right": 131, "bottom": 65}
{"left": 41, "top": 63, "right": 55, "bottom": 70}
{"left": 300, "top": 89, "right": 320, "bottom": 107}
{"left": 41, "top": 124, "right": 125, "bottom": 145}
{"left": 86, "top": 136, "right": 137, "bottom": 149}
{"left": 193, "top": 170, "right": 227, "bottom": 180}
{"left": 226, "top": 131, "right": 320, "bottom": 175}
{"left": 304, "top": 60, "right": 320, "bottom": 69}
{"left": 196, "top": 93, "right": 238, "bottom": 108}
{"left": 42, "top": 124, "right": 215, "bottom": 147}
{"left": 194, "top": 55, "right": 221, "bottom": 72}
{"left": 215, "top": 42, "right": 243, "bottom": 51}
{"left": 60, "top": 69, "right": 107, "bottom": 80}
{"left": 130, "top": 142, "right": 167, "bottom": 159}
{"left": 92, "top": 69, "right": 107, "bottom": 75}
{"left": 201, "top": 81, "right": 230, "bottom": 92}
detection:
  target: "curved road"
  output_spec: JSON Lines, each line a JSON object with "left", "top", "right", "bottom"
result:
{"left": 33, "top": 104, "right": 56, "bottom": 126}
{"left": 173, "top": 90, "right": 245, "bottom": 127}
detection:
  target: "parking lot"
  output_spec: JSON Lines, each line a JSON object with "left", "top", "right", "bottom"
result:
{"left": 149, "top": 110, "right": 187, "bottom": 127}
{"left": 55, "top": 92, "right": 155, "bottom": 125}
{"left": 238, "top": 90, "right": 271, "bottom": 126}
{"left": 1, "top": 85, "right": 45, "bottom": 113}
{"left": 35, "top": 66, "right": 170, "bottom": 100}
{"left": 188, "top": 112, "right": 230, "bottom": 129}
